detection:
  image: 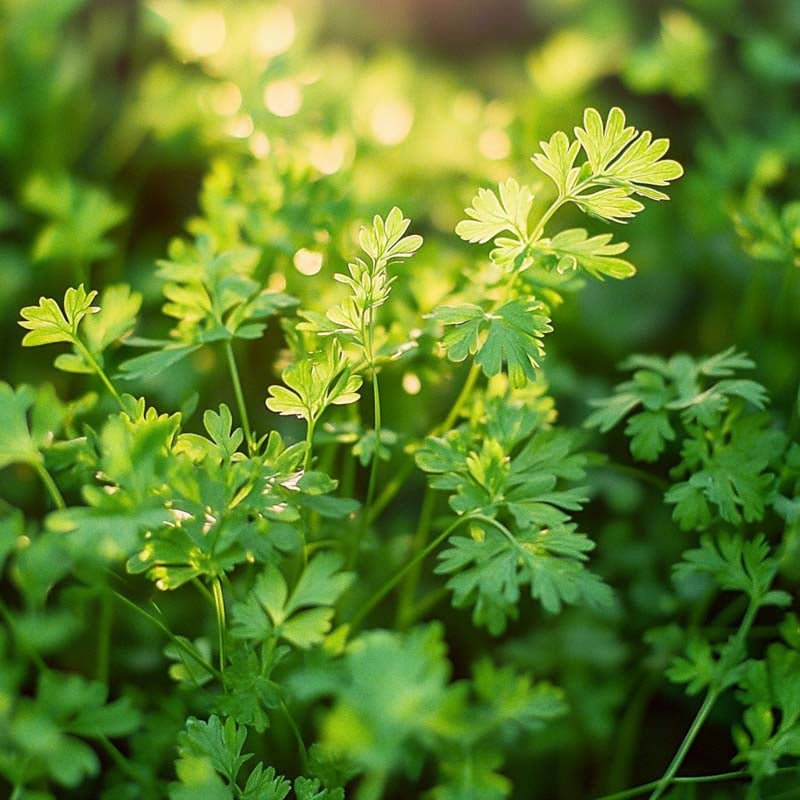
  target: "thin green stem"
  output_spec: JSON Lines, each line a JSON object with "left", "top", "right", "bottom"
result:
{"left": 348, "top": 515, "right": 471, "bottom": 632}
{"left": 110, "top": 589, "right": 221, "bottom": 681}
{"left": 530, "top": 196, "right": 566, "bottom": 243}
{"left": 74, "top": 340, "right": 125, "bottom": 409}
{"left": 34, "top": 462, "right": 66, "bottom": 510}
{"left": 395, "top": 485, "right": 436, "bottom": 628}
{"left": 648, "top": 597, "right": 761, "bottom": 800}
{"left": 364, "top": 367, "right": 382, "bottom": 517}
{"left": 98, "top": 735, "right": 150, "bottom": 788}
{"left": 367, "top": 459, "right": 414, "bottom": 522}
{"left": 364, "top": 352, "right": 484, "bottom": 525}
{"left": 224, "top": 340, "right": 255, "bottom": 455}
{"left": 211, "top": 577, "right": 227, "bottom": 682}
{"left": 192, "top": 577, "right": 216, "bottom": 607}
{"left": 648, "top": 690, "right": 718, "bottom": 800}
{"left": 596, "top": 770, "right": 750, "bottom": 800}
{"left": 280, "top": 700, "right": 308, "bottom": 773}
{"left": 437, "top": 363, "right": 481, "bottom": 435}
{"left": 303, "top": 417, "right": 316, "bottom": 473}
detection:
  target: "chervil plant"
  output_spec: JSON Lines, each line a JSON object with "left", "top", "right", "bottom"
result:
{"left": 2, "top": 99, "right": 799, "bottom": 800}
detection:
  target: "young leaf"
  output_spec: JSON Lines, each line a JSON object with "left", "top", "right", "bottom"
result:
{"left": 19, "top": 285, "right": 99, "bottom": 347}
{"left": 456, "top": 178, "right": 534, "bottom": 245}
{"left": 266, "top": 343, "right": 362, "bottom": 423}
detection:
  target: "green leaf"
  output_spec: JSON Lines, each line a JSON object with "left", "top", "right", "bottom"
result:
{"left": 666, "top": 415, "right": 783, "bottom": 530}
{"left": 0, "top": 382, "right": 66, "bottom": 476}
{"left": 573, "top": 187, "right": 644, "bottom": 223}
{"left": 431, "top": 299, "right": 552, "bottom": 388}
{"left": 624, "top": 410, "right": 675, "bottom": 461}
{"left": 19, "top": 285, "right": 99, "bottom": 347}
{"left": 574, "top": 107, "right": 684, "bottom": 199}
{"left": 417, "top": 426, "right": 587, "bottom": 527}
{"left": 311, "top": 207, "right": 421, "bottom": 353}
{"left": 734, "top": 645, "right": 800, "bottom": 778}
{"left": 266, "top": 343, "right": 362, "bottom": 423}
{"left": 293, "top": 776, "right": 344, "bottom": 800}
{"left": 531, "top": 107, "right": 683, "bottom": 220}
{"left": 231, "top": 554, "right": 353, "bottom": 649}
{"left": 118, "top": 344, "right": 201, "bottom": 381}
{"left": 242, "top": 764, "right": 293, "bottom": 800}
{"left": 358, "top": 206, "right": 423, "bottom": 265}
{"left": 82, "top": 284, "right": 142, "bottom": 355}
{"left": 431, "top": 751, "right": 512, "bottom": 800}
{"left": 456, "top": 178, "right": 534, "bottom": 245}
{"left": 23, "top": 173, "right": 127, "bottom": 266}
{"left": 586, "top": 348, "right": 771, "bottom": 462}
{"left": 533, "top": 228, "right": 636, "bottom": 280}
{"left": 3, "top": 671, "right": 140, "bottom": 789}
{"left": 674, "top": 533, "right": 789, "bottom": 606}
{"left": 437, "top": 522, "right": 612, "bottom": 634}
{"left": 321, "top": 624, "right": 455, "bottom": 775}
{"left": 531, "top": 131, "right": 581, "bottom": 197}
{"left": 203, "top": 404, "right": 244, "bottom": 461}
{"left": 178, "top": 716, "right": 250, "bottom": 785}
{"left": 573, "top": 107, "right": 637, "bottom": 175}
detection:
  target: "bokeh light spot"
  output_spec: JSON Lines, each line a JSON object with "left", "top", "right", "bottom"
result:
{"left": 253, "top": 5, "right": 296, "bottom": 58}
{"left": 370, "top": 99, "right": 414, "bottom": 145}
{"left": 188, "top": 10, "right": 226, "bottom": 57}
{"left": 294, "top": 248, "right": 323, "bottom": 275}
{"left": 264, "top": 80, "right": 302, "bottom": 117}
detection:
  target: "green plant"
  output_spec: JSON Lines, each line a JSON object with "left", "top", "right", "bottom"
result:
{"left": 2, "top": 82, "right": 800, "bottom": 800}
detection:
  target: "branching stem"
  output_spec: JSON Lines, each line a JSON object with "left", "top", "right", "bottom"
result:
{"left": 647, "top": 597, "right": 761, "bottom": 800}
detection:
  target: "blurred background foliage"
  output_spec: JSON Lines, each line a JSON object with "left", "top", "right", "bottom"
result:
{"left": 1, "top": 0, "right": 799, "bottom": 797}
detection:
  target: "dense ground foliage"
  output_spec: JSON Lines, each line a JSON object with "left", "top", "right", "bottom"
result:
{"left": 1, "top": 1, "right": 799, "bottom": 798}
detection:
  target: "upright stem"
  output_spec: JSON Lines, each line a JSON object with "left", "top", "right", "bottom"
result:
{"left": 648, "top": 598, "right": 761, "bottom": 800}
{"left": 348, "top": 515, "right": 470, "bottom": 632}
{"left": 303, "top": 417, "right": 316, "bottom": 473}
{"left": 648, "top": 690, "right": 718, "bottom": 800}
{"left": 110, "top": 589, "right": 222, "bottom": 681}
{"left": 74, "top": 340, "right": 125, "bottom": 410}
{"left": 395, "top": 485, "right": 436, "bottom": 628}
{"left": 529, "top": 196, "right": 565, "bottom": 243}
{"left": 364, "top": 367, "right": 382, "bottom": 517}
{"left": 35, "top": 462, "right": 66, "bottom": 510}
{"left": 211, "top": 577, "right": 227, "bottom": 682}
{"left": 437, "top": 363, "right": 481, "bottom": 435}
{"left": 280, "top": 700, "right": 309, "bottom": 773}
{"left": 224, "top": 340, "right": 255, "bottom": 455}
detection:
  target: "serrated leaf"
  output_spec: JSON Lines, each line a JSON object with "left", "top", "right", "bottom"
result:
{"left": 456, "top": 178, "right": 534, "bottom": 244}
{"left": 19, "top": 285, "right": 99, "bottom": 347}
{"left": 533, "top": 228, "right": 636, "bottom": 279}
{"left": 431, "top": 299, "right": 552, "bottom": 388}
